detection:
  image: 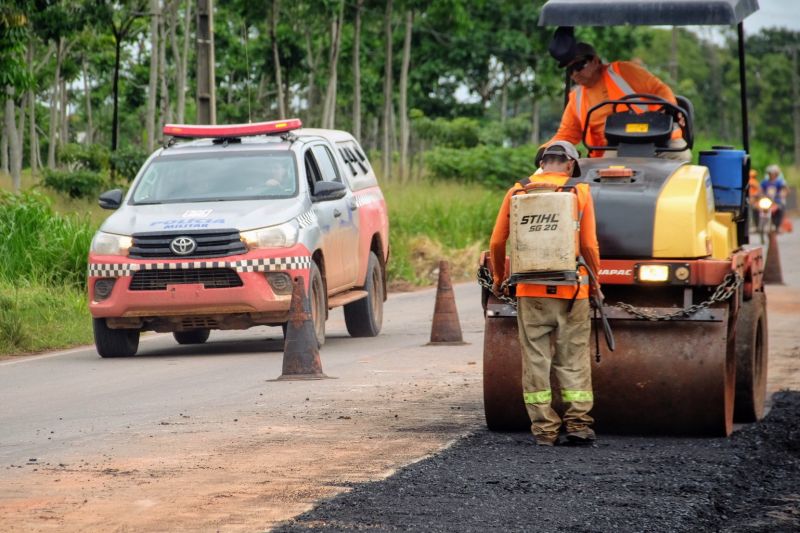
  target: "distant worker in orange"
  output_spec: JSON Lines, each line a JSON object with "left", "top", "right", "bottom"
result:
{"left": 490, "top": 141, "right": 602, "bottom": 447}
{"left": 545, "top": 36, "right": 690, "bottom": 161}
{"left": 747, "top": 169, "right": 762, "bottom": 229}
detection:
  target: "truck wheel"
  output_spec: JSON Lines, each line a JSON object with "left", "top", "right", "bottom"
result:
{"left": 734, "top": 291, "right": 768, "bottom": 423}
{"left": 93, "top": 318, "right": 139, "bottom": 357}
{"left": 309, "top": 262, "right": 327, "bottom": 346}
{"left": 344, "top": 252, "right": 384, "bottom": 337}
{"left": 173, "top": 329, "right": 210, "bottom": 345}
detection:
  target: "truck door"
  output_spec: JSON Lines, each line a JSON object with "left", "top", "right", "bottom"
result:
{"left": 305, "top": 144, "right": 360, "bottom": 291}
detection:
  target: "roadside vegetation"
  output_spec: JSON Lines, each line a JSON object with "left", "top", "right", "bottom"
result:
{"left": 0, "top": 189, "right": 96, "bottom": 355}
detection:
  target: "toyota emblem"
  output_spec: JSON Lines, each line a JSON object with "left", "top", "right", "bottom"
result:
{"left": 170, "top": 236, "right": 197, "bottom": 255}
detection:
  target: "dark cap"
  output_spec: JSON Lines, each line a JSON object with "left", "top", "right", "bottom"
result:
{"left": 548, "top": 26, "right": 576, "bottom": 68}
{"left": 552, "top": 35, "right": 598, "bottom": 68}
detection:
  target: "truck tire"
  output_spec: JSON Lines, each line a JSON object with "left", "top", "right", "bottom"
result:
{"left": 344, "top": 252, "right": 384, "bottom": 337}
{"left": 734, "top": 291, "right": 768, "bottom": 423}
{"left": 173, "top": 329, "right": 210, "bottom": 345}
{"left": 93, "top": 318, "right": 139, "bottom": 357}
{"left": 310, "top": 262, "right": 327, "bottom": 346}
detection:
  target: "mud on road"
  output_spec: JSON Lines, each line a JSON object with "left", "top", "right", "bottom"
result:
{"left": 277, "top": 391, "right": 800, "bottom": 533}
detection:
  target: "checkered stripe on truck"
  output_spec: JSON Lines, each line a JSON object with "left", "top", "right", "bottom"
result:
{"left": 88, "top": 256, "right": 312, "bottom": 278}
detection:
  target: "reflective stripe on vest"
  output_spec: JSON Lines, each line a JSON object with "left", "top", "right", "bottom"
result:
{"left": 561, "top": 389, "right": 594, "bottom": 403}
{"left": 524, "top": 390, "right": 552, "bottom": 404}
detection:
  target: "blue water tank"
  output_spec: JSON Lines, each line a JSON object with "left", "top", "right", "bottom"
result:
{"left": 699, "top": 146, "right": 746, "bottom": 210}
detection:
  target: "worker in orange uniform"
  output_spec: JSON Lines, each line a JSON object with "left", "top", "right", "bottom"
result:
{"left": 545, "top": 40, "right": 690, "bottom": 161}
{"left": 747, "top": 169, "right": 762, "bottom": 230}
{"left": 489, "top": 141, "right": 602, "bottom": 446}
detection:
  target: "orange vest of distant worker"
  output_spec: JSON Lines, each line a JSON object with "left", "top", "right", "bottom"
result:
{"left": 571, "top": 62, "right": 682, "bottom": 153}
{"left": 490, "top": 173, "right": 601, "bottom": 300}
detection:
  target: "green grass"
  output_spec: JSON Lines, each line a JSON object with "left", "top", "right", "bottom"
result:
{"left": 0, "top": 189, "right": 96, "bottom": 287}
{"left": 0, "top": 282, "right": 92, "bottom": 356}
{"left": 382, "top": 180, "right": 506, "bottom": 286}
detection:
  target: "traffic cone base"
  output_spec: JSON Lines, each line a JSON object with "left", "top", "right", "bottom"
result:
{"left": 428, "top": 260, "right": 468, "bottom": 346}
{"left": 276, "top": 276, "right": 331, "bottom": 380}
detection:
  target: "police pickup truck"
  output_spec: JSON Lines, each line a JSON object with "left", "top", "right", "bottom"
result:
{"left": 88, "top": 119, "right": 389, "bottom": 357}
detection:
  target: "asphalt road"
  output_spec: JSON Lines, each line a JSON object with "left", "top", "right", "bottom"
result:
{"left": 0, "top": 281, "right": 486, "bottom": 464}
{"left": 1, "top": 222, "right": 798, "bottom": 532}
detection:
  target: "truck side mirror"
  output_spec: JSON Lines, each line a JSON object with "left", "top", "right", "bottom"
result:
{"left": 312, "top": 181, "right": 347, "bottom": 202}
{"left": 98, "top": 189, "right": 124, "bottom": 210}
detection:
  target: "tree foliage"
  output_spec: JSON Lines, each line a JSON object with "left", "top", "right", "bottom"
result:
{"left": 1, "top": 1, "right": 799, "bottom": 182}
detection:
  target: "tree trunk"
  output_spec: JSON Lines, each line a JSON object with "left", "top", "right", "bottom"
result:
{"left": 146, "top": 0, "right": 160, "bottom": 152}
{"left": 169, "top": 0, "right": 191, "bottom": 124}
{"left": 6, "top": 88, "right": 22, "bottom": 191}
{"left": 27, "top": 40, "right": 37, "bottom": 174}
{"left": 304, "top": 30, "right": 319, "bottom": 125}
{"left": 82, "top": 57, "right": 94, "bottom": 144}
{"left": 111, "top": 34, "right": 122, "bottom": 151}
{"left": 670, "top": 27, "right": 679, "bottom": 85}
{"left": 1, "top": 105, "right": 8, "bottom": 175}
{"left": 60, "top": 78, "right": 68, "bottom": 146}
{"left": 17, "top": 91, "right": 26, "bottom": 172}
{"left": 500, "top": 70, "right": 508, "bottom": 125}
{"left": 270, "top": 0, "right": 286, "bottom": 118}
{"left": 28, "top": 87, "right": 37, "bottom": 177}
{"left": 159, "top": 6, "right": 171, "bottom": 129}
{"left": 352, "top": 0, "right": 363, "bottom": 141}
{"left": 530, "top": 97, "right": 540, "bottom": 146}
{"left": 47, "top": 37, "right": 64, "bottom": 168}
{"left": 398, "top": 10, "right": 412, "bottom": 182}
{"left": 381, "top": 0, "right": 394, "bottom": 180}
{"left": 322, "top": 2, "right": 344, "bottom": 129}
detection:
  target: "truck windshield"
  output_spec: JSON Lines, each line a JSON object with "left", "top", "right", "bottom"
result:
{"left": 131, "top": 153, "right": 298, "bottom": 204}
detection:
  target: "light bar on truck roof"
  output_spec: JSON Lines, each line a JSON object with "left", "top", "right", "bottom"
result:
{"left": 162, "top": 119, "right": 303, "bottom": 139}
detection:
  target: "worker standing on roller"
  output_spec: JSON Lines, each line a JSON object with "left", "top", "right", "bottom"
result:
{"left": 489, "top": 141, "right": 602, "bottom": 446}
{"left": 544, "top": 33, "right": 690, "bottom": 161}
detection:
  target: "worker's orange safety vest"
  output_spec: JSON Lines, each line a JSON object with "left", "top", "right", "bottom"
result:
{"left": 573, "top": 62, "right": 682, "bottom": 149}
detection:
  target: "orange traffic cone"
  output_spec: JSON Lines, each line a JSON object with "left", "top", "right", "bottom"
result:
{"left": 428, "top": 260, "right": 467, "bottom": 345}
{"left": 763, "top": 230, "right": 784, "bottom": 285}
{"left": 278, "top": 276, "right": 329, "bottom": 380}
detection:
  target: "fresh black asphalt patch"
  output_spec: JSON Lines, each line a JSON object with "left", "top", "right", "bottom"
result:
{"left": 276, "top": 391, "right": 800, "bottom": 532}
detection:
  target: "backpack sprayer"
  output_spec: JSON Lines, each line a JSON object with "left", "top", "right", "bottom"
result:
{"left": 508, "top": 181, "right": 615, "bottom": 358}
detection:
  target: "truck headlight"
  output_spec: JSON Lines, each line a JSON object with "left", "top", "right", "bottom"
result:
{"left": 637, "top": 264, "right": 670, "bottom": 282}
{"left": 91, "top": 232, "right": 133, "bottom": 256}
{"left": 241, "top": 222, "right": 299, "bottom": 249}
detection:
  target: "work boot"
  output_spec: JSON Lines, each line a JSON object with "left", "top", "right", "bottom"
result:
{"left": 565, "top": 427, "right": 596, "bottom": 445}
{"left": 533, "top": 434, "right": 558, "bottom": 447}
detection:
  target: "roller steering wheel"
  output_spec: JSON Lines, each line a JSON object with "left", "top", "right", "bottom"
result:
{"left": 612, "top": 93, "right": 694, "bottom": 150}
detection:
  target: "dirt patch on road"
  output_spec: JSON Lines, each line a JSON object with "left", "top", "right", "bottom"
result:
{"left": 1, "top": 362, "right": 484, "bottom": 532}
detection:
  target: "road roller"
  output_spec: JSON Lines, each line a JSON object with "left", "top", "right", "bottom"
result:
{"left": 480, "top": 0, "right": 767, "bottom": 436}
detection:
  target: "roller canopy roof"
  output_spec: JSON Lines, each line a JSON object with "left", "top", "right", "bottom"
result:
{"left": 538, "top": 0, "right": 759, "bottom": 26}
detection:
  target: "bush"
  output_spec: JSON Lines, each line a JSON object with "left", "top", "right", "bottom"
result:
{"left": 111, "top": 145, "right": 149, "bottom": 183}
{"left": 58, "top": 142, "right": 110, "bottom": 172}
{"left": 424, "top": 145, "right": 539, "bottom": 188}
{"left": 0, "top": 190, "right": 95, "bottom": 287}
{"left": 42, "top": 168, "right": 108, "bottom": 199}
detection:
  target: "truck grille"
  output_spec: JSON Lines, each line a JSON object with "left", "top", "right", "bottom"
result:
{"left": 129, "top": 268, "right": 243, "bottom": 291}
{"left": 129, "top": 229, "right": 247, "bottom": 259}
